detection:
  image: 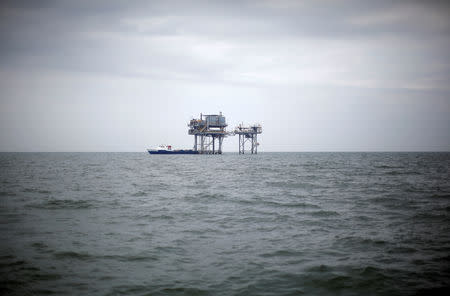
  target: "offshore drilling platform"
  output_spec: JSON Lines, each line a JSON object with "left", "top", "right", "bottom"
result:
{"left": 188, "top": 112, "right": 262, "bottom": 154}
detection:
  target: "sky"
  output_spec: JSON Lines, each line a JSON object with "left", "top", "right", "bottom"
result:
{"left": 0, "top": 0, "right": 449, "bottom": 152}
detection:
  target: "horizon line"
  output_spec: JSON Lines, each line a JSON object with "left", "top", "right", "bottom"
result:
{"left": 1, "top": 151, "right": 449, "bottom": 153}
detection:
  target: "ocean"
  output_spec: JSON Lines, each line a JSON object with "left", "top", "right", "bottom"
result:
{"left": 1, "top": 152, "right": 449, "bottom": 295}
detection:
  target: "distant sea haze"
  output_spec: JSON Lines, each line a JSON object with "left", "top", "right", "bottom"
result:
{"left": 1, "top": 152, "right": 449, "bottom": 295}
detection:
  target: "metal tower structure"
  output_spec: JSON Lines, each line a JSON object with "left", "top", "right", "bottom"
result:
{"left": 188, "top": 112, "right": 227, "bottom": 154}
{"left": 234, "top": 124, "right": 262, "bottom": 154}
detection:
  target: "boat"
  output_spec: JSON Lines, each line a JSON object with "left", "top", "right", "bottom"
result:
{"left": 147, "top": 145, "right": 199, "bottom": 155}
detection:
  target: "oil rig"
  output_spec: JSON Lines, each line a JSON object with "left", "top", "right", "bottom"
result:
{"left": 235, "top": 123, "right": 262, "bottom": 154}
{"left": 188, "top": 112, "right": 262, "bottom": 154}
{"left": 188, "top": 113, "right": 227, "bottom": 154}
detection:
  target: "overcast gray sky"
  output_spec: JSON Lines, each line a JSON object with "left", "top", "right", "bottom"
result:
{"left": 1, "top": 0, "right": 449, "bottom": 152}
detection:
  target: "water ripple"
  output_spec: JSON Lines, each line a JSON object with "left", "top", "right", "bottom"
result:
{"left": 0, "top": 152, "right": 449, "bottom": 295}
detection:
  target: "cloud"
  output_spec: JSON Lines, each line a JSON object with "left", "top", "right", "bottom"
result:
{"left": 0, "top": 0, "right": 449, "bottom": 91}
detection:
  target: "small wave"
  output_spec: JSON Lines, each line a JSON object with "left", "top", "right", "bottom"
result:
{"left": 400, "top": 186, "right": 419, "bottom": 193}
{"left": 374, "top": 165, "right": 404, "bottom": 169}
{"left": 263, "top": 200, "right": 320, "bottom": 209}
{"left": 107, "top": 285, "right": 149, "bottom": 295}
{"left": 131, "top": 191, "right": 148, "bottom": 197}
{"left": 29, "top": 199, "right": 96, "bottom": 210}
{"left": 333, "top": 236, "right": 388, "bottom": 250}
{"left": 266, "top": 181, "right": 317, "bottom": 189}
{"left": 354, "top": 215, "right": 371, "bottom": 221}
{"left": 0, "top": 256, "right": 61, "bottom": 294}
{"left": 412, "top": 212, "right": 449, "bottom": 221}
{"left": 260, "top": 249, "right": 305, "bottom": 258}
{"left": 159, "top": 287, "right": 209, "bottom": 295}
{"left": 22, "top": 187, "right": 52, "bottom": 194}
{"left": 431, "top": 193, "right": 450, "bottom": 199}
{"left": 387, "top": 246, "right": 417, "bottom": 254}
{"left": 30, "top": 273, "right": 62, "bottom": 281}
{"left": 136, "top": 213, "right": 174, "bottom": 220}
{"left": 360, "top": 266, "right": 384, "bottom": 276}
{"left": 0, "top": 254, "right": 16, "bottom": 261}
{"left": 308, "top": 210, "right": 340, "bottom": 217}
{"left": 102, "top": 254, "right": 158, "bottom": 262}
{"left": 108, "top": 285, "right": 209, "bottom": 296}
{"left": 184, "top": 192, "right": 226, "bottom": 200}
{"left": 300, "top": 265, "right": 392, "bottom": 292}
{"left": 53, "top": 251, "right": 93, "bottom": 261}
{"left": 0, "top": 259, "right": 26, "bottom": 268}
{"left": 31, "top": 242, "right": 52, "bottom": 254}
{"left": 370, "top": 196, "right": 398, "bottom": 204}
{"left": 0, "top": 191, "right": 17, "bottom": 197}
{"left": 198, "top": 192, "right": 226, "bottom": 199}
{"left": 384, "top": 170, "right": 421, "bottom": 176}
{"left": 236, "top": 199, "right": 254, "bottom": 205}
{"left": 306, "top": 264, "right": 332, "bottom": 273}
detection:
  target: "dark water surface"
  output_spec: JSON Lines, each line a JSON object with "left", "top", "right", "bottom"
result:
{"left": 1, "top": 152, "right": 449, "bottom": 295}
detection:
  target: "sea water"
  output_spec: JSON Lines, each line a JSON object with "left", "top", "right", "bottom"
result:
{"left": 1, "top": 152, "right": 449, "bottom": 295}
